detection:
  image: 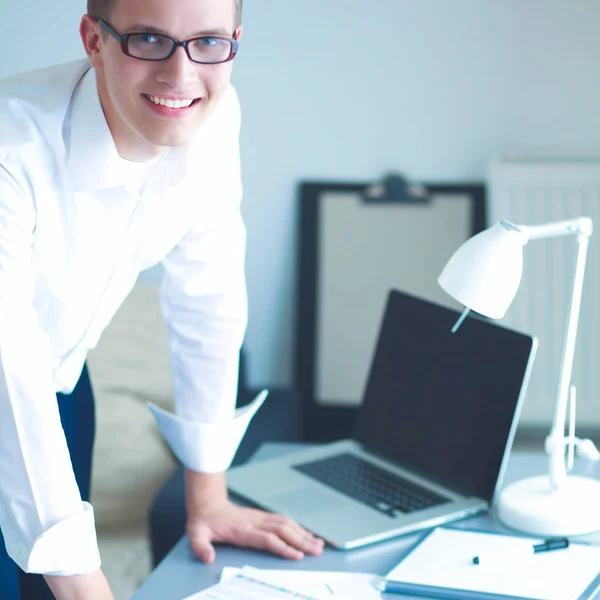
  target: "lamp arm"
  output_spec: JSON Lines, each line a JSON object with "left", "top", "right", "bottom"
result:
{"left": 545, "top": 231, "right": 591, "bottom": 490}
{"left": 521, "top": 217, "right": 593, "bottom": 241}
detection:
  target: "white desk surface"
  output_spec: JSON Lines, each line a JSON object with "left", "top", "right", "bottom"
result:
{"left": 131, "top": 443, "right": 600, "bottom": 600}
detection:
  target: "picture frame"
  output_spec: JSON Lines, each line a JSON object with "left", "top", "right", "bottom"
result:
{"left": 294, "top": 179, "right": 486, "bottom": 442}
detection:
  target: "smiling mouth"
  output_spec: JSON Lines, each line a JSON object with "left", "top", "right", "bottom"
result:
{"left": 142, "top": 94, "right": 202, "bottom": 109}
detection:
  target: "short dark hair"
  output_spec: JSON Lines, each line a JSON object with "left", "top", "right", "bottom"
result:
{"left": 87, "top": 0, "right": 243, "bottom": 27}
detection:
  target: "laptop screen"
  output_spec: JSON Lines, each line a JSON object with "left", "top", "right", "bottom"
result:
{"left": 354, "top": 289, "right": 536, "bottom": 503}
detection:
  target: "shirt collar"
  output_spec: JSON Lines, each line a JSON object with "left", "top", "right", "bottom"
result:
{"left": 67, "top": 67, "right": 192, "bottom": 193}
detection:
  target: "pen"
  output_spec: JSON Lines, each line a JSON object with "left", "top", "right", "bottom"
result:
{"left": 472, "top": 537, "right": 569, "bottom": 566}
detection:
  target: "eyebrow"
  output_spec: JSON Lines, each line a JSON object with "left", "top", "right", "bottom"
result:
{"left": 125, "top": 23, "right": 232, "bottom": 37}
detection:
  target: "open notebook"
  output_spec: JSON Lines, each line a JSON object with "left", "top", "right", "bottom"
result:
{"left": 386, "top": 527, "right": 600, "bottom": 600}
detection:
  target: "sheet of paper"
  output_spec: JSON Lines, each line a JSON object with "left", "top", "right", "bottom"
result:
{"left": 387, "top": 527, "right": 600, "bottom": 600}
{"left": 182, "top": 572, "right": 324, "bottom": 599}
{"left": 221, "top": 566, "right": 382, "bottom": 600}
{"left": 220, "top": 567, "right": 331, "bottom": 598}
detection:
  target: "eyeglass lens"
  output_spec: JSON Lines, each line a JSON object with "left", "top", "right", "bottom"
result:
{"left": 127, "top": 34, "right": 233, "bottom": 63}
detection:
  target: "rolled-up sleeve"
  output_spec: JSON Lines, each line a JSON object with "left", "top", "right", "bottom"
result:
{"left": 0, "top": 155, "right": 101, "bottom": 575}
{"left": 151, "top": 89, "right": 265, "bottom": 474}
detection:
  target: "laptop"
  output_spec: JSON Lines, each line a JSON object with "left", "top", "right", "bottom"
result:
{"left": 227, "top": 289, "right": 538, "bottom": 549}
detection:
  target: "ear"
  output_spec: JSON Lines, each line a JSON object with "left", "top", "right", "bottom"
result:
{"left": 234, "top": 25, "right": 243, "bottom": 41}
{"left": 80, "top": 15, "right": 104, "bottom": 68}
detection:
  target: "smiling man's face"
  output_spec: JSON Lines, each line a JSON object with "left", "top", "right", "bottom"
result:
{"left": 81, "top": 0, "right": 240, "bottom": 159}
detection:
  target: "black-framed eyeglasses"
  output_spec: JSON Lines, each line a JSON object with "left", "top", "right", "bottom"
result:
{"left": 97, "top": 18, "right": 239, "bottom": 64}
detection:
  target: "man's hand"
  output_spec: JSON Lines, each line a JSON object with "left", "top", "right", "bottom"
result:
{"left": 185, "top": 469, "right": 324, "bottom": 564}
{"left": 187, "top": 501, "right": 325, "bottom": 563}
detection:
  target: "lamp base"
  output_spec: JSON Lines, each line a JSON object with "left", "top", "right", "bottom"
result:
{"left": 497, "top": 475, "right": 600, "bottom": 537}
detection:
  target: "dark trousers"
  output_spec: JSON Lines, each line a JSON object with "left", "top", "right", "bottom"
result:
{"left": 0, "top": 365, "right": 95, "bottom": 600}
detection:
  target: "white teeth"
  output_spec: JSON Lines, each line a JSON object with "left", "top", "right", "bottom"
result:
{"left": 147, "top": 95, "right": 194, "bottom": 108}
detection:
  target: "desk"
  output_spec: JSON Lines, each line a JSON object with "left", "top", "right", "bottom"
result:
{"left": 132, "top": 443, "right": 600, "bottom": 600}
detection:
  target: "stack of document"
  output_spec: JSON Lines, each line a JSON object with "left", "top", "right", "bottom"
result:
{"left": 182, "top": 565, "right": 382, "bottom": 599}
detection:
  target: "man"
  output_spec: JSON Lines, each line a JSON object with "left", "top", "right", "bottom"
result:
{"left": 0, "top": 0, "right": 324, "bottom": 598}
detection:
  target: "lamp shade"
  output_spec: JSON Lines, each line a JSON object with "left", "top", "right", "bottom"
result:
{"left": 438, "top": 221, "right": 527, "bottom": 319}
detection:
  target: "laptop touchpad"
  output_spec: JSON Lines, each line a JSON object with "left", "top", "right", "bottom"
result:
{"left": 268, "top": 488, "right": 340, "bottom": 515}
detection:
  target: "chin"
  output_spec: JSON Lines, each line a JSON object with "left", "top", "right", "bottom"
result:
{"left": 142, "top": 127, "right": 196, "bottom": 148}
{"left": 146, "top": 112, "right": 210, "bottom": 146}
{"left": 150, "top": 133, "right": 193, "bottom": 147}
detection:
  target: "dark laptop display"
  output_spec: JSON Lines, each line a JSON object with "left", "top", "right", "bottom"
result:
{"left": 227, "top": 288, "right": 536, "bottom": 549}
{"left": 355, "top": 290, "right": 535, "bottom": 502}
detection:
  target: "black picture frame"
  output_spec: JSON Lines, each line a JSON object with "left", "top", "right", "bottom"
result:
{"left": 294, "top": 180, "right": 486, "bottom": 443}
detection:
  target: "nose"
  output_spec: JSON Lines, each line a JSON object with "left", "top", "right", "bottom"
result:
{"left": 155, "top": 45, "right": 196, "bottom": 90}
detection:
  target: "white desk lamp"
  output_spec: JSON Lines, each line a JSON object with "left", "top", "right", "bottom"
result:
{"left": 438, "top": 217, "right": 600, "bottom": 536}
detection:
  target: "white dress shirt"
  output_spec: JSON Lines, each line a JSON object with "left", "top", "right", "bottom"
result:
{"left": 0, "top": 59, "right": 265, "bottom": 576}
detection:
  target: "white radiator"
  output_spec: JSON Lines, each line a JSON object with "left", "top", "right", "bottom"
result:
{"left": 488, "top": 158, "right": 600, "bottom": 427}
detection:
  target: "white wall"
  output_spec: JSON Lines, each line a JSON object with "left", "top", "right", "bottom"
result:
{"left": 2, "top": 1, "right": 600, "bottom": 386}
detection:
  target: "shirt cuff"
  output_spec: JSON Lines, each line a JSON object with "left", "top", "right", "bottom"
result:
{"left": 8, "top": 502, "right": 101, "bottom": 576}
{"left": 148, "top": 389, "right": 268, "bottom": 473}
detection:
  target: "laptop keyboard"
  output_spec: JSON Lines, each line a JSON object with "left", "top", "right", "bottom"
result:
{"left": 293, "top": 453, "right": 449, "bottom": 518}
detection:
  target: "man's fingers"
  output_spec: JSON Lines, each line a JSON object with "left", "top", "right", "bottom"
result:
{"left": 272, "top": 523, "right": 324, "bottom": 556}
{"left": 245, "top": 530, "right": 305, "bottom": 560}
{"left": 188, "top": 525, "right": 217, "bottom": 564}
{"left": 263, "top": 514, "right": 317, "bottom": 540}
{"left": 263, "top": 515, "right": 325, "bottom": 555}
{"left": 187, "top": 506, "right": 325, "bottom": 564}
{"left": 265, "top": 514, "right": 309, "bottom": 536}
